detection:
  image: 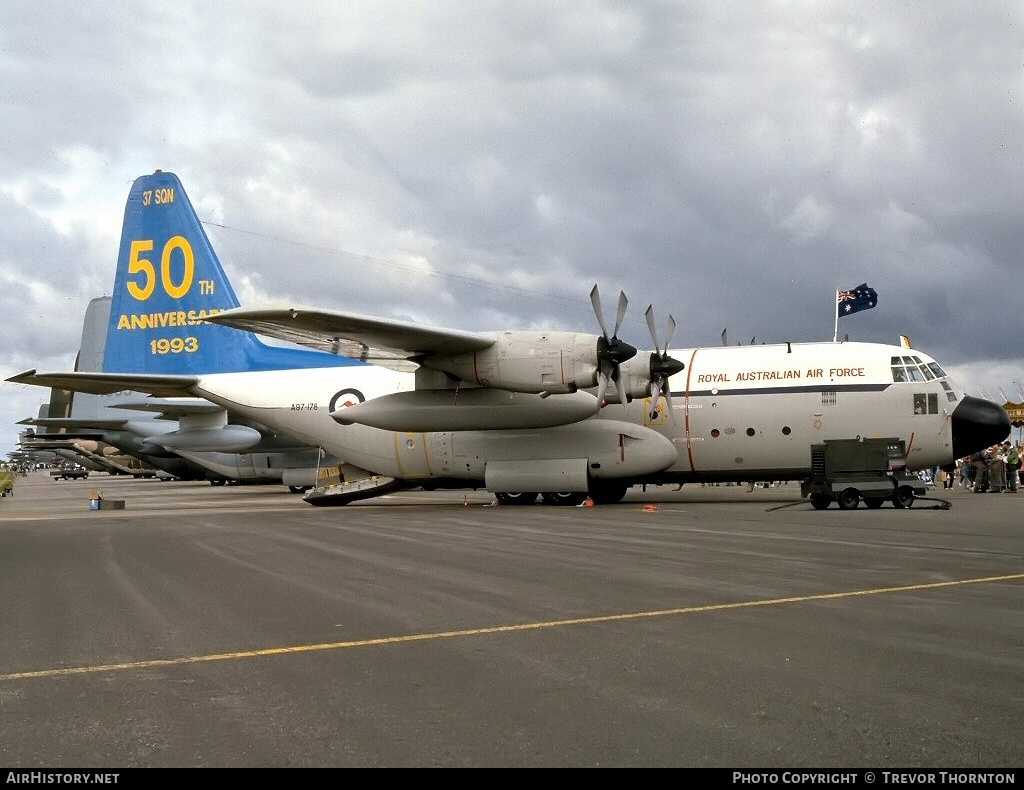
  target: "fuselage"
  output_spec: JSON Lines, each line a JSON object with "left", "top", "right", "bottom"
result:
{"left": 184, "top": 340, "right": 1009, "bottom": 491}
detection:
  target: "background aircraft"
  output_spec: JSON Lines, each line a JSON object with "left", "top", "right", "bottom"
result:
{"left": 8, "top": 171, "right": 1010, "bottom": 508}
{"left": 17, "top": 264, "right": 349, "bottom": 491}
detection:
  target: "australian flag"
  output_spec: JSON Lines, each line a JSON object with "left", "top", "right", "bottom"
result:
{"left": 837, "top": 283, "right": 878, "bottom": 317}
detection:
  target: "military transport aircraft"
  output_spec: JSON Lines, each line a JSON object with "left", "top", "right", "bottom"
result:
{"left": 7, "top": 171, "right": 1010, "bottom": 508}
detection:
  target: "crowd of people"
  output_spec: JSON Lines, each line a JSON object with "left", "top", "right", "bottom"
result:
{"left": 935, "top": 440, "right": 1022, "bottom": 493}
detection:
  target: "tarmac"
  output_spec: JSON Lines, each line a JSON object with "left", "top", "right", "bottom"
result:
{"left": 0, "top": 470, "right": 1021, "bottom": 768}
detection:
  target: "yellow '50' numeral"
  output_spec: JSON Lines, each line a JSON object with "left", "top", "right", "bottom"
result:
{"left": 127, "top": 237, "right": 195, "bottom": 300}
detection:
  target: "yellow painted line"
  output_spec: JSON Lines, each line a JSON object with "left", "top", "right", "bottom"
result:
{"left": 4, "top": 572, "right": 1021, "bottom": 681}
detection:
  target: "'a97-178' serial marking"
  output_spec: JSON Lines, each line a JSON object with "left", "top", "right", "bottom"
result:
{"left": 290, "top": 403, "right": 319, "bottom": 411}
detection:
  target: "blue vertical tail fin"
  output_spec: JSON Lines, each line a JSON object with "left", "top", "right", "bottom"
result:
{"left": 104, "top": 170, "right": 352, "bottom": 374}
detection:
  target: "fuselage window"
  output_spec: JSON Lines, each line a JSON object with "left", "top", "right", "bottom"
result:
{"left": 914, "top": 393, "right": 940, "bottom": 415}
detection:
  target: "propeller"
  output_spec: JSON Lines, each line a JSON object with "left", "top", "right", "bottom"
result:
{"left": 590, "top": 285, "right": 637, "bottom": 412}
{"left": 644, "top": 304, "right": 685, "bottom": 422}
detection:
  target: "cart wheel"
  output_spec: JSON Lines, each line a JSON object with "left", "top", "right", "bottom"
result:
{"left": 809, "top": 493, "right": 832, "bottom": 510}
{"left": 892, "top": 486, "right": 916, "bottom": 509}
{"left": 837, "top": 488, "right": 860, "bottom": 510}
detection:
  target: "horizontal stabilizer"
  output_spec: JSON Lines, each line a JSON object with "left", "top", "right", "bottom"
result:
{"left": 7, "top": 370, "right": 199, "bottom": 398}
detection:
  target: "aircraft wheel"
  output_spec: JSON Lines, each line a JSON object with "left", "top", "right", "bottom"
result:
{"left": 863, "top": 497, "right": 886, "bottom": 509}
{"left": 495, "top": 492, "right": 538, "bottom": 506}
{"left": 541, "top": 492, "right": 587, "bottom": 506}
{"left": 837, "top": 488, "right": 861, "bottom": 510}
{"left": 809, "top": 493, "right": 832, "bottom": 510}
{"left": 892, "top": 486, "right": 916, "bottom": 509}
{"left": 288, "top": 485, "right": 311, "bottom": 494}
{"left": 209, "top": 478, "right": 227, "bottom": 487}
{"left": 588, "top": 482, "right": 628, "bottom": 505}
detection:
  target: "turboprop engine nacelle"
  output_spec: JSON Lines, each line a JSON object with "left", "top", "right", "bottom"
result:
{"left": 424, "top": 331, "right": 624, "bottom": 395}
{"left": 599, "top": 354, "right": 686, "bottom": 404}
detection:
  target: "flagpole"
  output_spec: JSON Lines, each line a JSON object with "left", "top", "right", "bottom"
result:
{"left": 833, "top": 289, "right": 839, "bottom": 342}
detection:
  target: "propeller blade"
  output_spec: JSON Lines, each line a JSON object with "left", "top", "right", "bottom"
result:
{"left": 614, "top": 369, "right": 628, "bottom": 415}
{"left": 614, "top": 291, "right": 628, "bottom": 337}
{"left": 645, "top": 305, "right": 659, "bottom": 352}
{"left": 663, "top": 315, "right": 677, "bottom": 355}
{"left": 595, "top": 371, "right": 608, "bottom": 410}
{"left": 663, "top": 388, "right": 676, "bottom": 419}
{"left": 590, "top": 285, "right": 609, "bottom": 340}
{"left": 649, "top": 379, "right": 663, "bottom": 421}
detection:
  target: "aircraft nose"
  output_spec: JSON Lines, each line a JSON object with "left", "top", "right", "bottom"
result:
{"left": 951, "top": 395, "right": 1011, "bottom": 458}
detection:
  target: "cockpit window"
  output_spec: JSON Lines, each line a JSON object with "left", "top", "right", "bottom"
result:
{"left": 891, "top": 355, "right": 947, "bottom": 383}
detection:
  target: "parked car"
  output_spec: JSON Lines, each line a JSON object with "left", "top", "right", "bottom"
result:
{"left": 50, "top": 466, "right": 89, "bottom": 481}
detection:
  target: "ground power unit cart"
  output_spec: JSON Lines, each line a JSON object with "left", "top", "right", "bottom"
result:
{"left": 801, "top": 437, "right": 930, "bottom": 510}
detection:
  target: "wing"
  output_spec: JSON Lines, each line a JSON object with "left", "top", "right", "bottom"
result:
{"left": 204, "top": 306, "right": 496, "bottom": 365}
{"left": 6, "top": 370, "right": 199, "bottom": 398}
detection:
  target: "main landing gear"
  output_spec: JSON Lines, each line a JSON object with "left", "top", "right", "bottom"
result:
{"left": 494, "top": 482, "right": 630, "bottom": 506}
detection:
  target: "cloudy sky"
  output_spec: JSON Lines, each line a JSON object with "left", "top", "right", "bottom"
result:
{"left": 1, "top": 1, "right": 1022, "bottom": 457}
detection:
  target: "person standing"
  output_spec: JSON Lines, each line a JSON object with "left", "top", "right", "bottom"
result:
{"left": 1003, "top": 442, "right": 1020, "bottom": 492}
{"left": 986, "top": 445, "right": 1006, "bottom": 493}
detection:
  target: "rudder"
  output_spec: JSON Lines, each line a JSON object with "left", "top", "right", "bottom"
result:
{"left": 103, "top": 170, "right": 353, "bottom": 375}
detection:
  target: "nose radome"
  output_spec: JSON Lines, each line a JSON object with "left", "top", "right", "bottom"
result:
{"left": 951, "top": 395, "right": 1011, "bottom": 459}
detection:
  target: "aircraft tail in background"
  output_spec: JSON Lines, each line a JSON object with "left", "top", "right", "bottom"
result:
{"left": 104, "top": 170, "right": 356, "bottom": 376}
